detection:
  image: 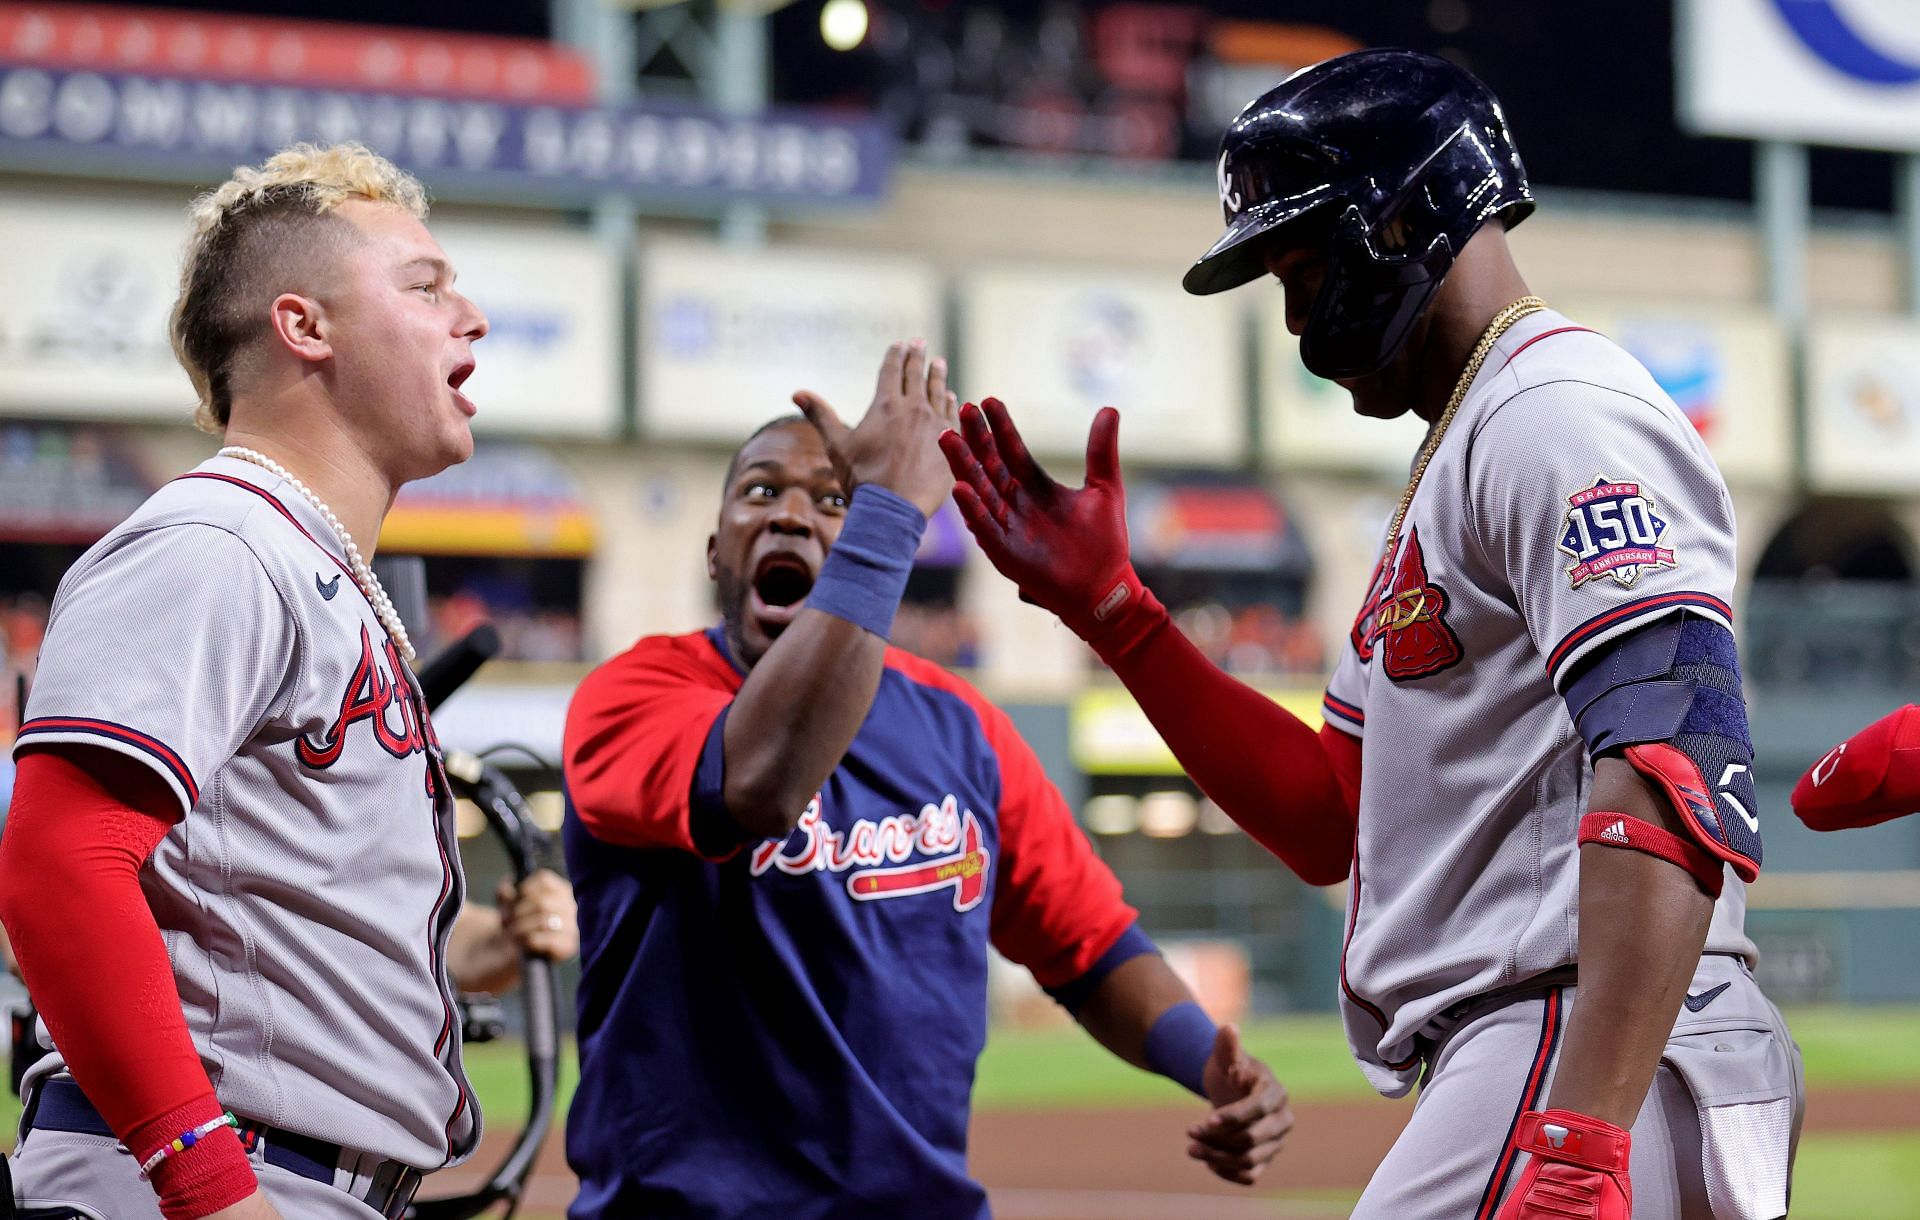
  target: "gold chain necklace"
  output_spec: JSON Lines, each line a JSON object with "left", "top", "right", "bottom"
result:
{"left": 1383, "top": 295, "right": 1547, "bottom": 549}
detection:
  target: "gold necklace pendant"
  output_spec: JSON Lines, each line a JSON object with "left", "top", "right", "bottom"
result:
{"left": 1382, "top": 295, "right": 1547, "bottom": 550}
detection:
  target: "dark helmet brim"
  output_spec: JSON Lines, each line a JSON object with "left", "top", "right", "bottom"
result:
{"left": 1182, "top": 194, "right": 1335, "bottom": 297}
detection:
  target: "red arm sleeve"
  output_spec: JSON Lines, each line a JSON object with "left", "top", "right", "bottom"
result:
{"left": 1102, "top": 601, "right": 1359, "bottom": 886}
{"left": 563, "top": 636, "right": 741, "bottom": 857}
{"left": 0, "top": 750, "right": 255, "bottom": 1218}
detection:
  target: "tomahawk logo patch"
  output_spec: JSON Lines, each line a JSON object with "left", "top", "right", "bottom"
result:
{"left": 1558, "top": 476, "right": 1678, "bottom": 590}
{"left": 1351, "top": 526, "right": 1463, "bottom": 681}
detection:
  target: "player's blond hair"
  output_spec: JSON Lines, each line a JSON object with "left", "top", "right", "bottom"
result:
{"left": 171, "top": 142, "right": 430, "bottom": 432}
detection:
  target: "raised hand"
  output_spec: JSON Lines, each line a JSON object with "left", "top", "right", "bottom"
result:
{"left": 794, "top": 339, "right": 959, "bottom": 518}
{"left": 1187, "top": 1024, "right": 1294, "bottom": 1186}
{"left": 938, "top": 398, "right": 1140, "bottom": 643}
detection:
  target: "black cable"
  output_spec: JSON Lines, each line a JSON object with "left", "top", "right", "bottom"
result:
{"left": 476, "top": 742, "right": 560, "bottom": 789}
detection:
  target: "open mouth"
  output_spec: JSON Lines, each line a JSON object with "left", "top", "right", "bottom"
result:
{"left": 447, "top": 359, "right": 477, "bottom": 415}
{"left": 749, "top": 552, "right": 815, "bottom": 633}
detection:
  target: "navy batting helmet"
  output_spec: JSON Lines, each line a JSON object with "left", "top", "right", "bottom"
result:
{"left": 1183, "top": 49, "right": 1533, "bottom": 380}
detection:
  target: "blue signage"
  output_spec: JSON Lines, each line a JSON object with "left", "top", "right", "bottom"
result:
{"left": 0, "top": 62, "right": 893, "bottom": 206}
{"left": 1768, "top": 0, "right": 1920, "bottom": 86}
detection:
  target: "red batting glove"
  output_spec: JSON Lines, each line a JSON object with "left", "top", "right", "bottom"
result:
{"left": 1495, "top": 1109, "right": 1631, "bottom": 1220}
{"left": 939, "top": 399, "right": 1164, "bottom": 659}
{"left": 1792, "top": 704, "right": 1920, "bottom": 831}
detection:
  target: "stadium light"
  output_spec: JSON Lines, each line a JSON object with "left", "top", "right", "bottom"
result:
{"left": 821, "top": 0, "right": 869, "bottom": 51}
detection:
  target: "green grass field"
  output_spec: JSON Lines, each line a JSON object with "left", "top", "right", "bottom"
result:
{"left": 972, "top": 1004, "right": 1920, "bottom": 1106}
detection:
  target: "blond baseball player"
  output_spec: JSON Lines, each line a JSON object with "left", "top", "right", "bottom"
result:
{"left": 0, "top": 143, "right": 490, "bottom": 1219}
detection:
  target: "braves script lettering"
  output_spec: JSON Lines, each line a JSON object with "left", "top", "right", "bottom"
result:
{"left": 750, "top": 793, "right": 991, "bottom": 912}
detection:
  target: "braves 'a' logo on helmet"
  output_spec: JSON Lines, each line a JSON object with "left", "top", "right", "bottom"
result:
{"left": 1216, "top": 150, "right": 1243, "bottom": 215}
{"left": 1351, "top": 526, "right": 1464, "bottom": 681}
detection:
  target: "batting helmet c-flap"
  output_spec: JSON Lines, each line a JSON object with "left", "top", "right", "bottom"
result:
{"left": 1184, "top": 48, "right": 1534, "bottom": 381}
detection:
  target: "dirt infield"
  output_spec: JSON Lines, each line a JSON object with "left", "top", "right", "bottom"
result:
{"left": 420, "top": 1096, "right": 1403, "bottom": 1216}
{"left": 419, "top": 1085, "right": 1920, "bottom": 1218}
{"left": 968, "top": 1096, "right": 1401, "bottom": 1219}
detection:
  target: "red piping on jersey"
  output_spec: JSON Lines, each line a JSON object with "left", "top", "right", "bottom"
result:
{"left": 1496, "top": 326, "right": 1594, "bottom": 372}
{"left": 1474, "top": 986, "right": 1565, "bottom": 1220}
{"left": 178, "top": 470, "right": 470, "bottom": 1162}
{"left": 1337, "top": 836, "right": 1420, "bottom": 1073}
{"left": 16, "top": 716, "right": 199, "bottom": 804}
{"left": 1546, "top": 591, "right": 1734, "bottom": 682}
{"left": 427, "top": 770, "right": 466, "bottom": 1163}
{"left": 1321, "top": 692, "right": 1364, "bottom": 730}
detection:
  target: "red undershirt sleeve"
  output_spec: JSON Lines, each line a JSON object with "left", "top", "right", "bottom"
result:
{"left": 0, "top": 749, "right": 256, "bottom": 1218}
{"left": 1098, "top": 596, "right": 1359, "bottom": 886}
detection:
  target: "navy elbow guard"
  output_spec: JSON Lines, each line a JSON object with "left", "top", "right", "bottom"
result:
{"left": 1561, "top": 613, "right": 1761, "bottom": 882}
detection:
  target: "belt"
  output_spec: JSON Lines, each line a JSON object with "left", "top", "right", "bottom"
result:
{"left": 23, "top": 1078, "right": 423, "bottom": 1219}
{"left": 1423, "top": 950, "right": 1755, "bottom": 1050}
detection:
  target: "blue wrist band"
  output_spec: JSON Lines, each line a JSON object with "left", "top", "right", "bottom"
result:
{"left": 805, "top": 485, "right": 927, "bottom": 640}
{"left": 1144, "top": 1000, "right": 1217, "bottom": 1099}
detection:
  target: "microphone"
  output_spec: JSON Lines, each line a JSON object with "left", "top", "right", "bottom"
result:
{"left": 418, "top": 623, "right": 503, "bottom": 711}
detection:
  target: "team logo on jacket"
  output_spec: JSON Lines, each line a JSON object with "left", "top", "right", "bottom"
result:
{"left": 750, "top": 794, "right": 990, "bottom": 912}
{"left": 1351, "top": 526, "right": 1463, "bottom": 681}
{"left": 1558, "top": 476, "right": 1677, "bottom": 589}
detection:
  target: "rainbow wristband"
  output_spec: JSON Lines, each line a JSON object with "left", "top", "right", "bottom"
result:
{"left": 137, "top": 1111, "right": 240, "bottom": 1179}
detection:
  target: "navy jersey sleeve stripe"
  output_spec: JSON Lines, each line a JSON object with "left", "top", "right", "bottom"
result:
{"left": 17, "top": 716, "right": 200, "bottom": 805}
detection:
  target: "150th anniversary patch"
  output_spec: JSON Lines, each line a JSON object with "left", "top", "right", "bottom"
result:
{"left": 1558, "top": 476, "right": 1677, "bottom": 590}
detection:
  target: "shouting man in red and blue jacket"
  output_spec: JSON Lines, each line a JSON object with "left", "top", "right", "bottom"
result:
{"left": 559, "top": 341, "right": 1295, "bottom": 1218}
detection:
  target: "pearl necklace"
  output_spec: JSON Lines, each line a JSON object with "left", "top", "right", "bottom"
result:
{"left": 217, "top": 446, "right": 417, "bottom": 665}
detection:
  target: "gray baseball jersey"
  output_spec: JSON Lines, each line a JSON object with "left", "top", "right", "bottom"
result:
{"left": 1320, "top": 308, "right": 1759, "bottom": 1097}
{"left": 12, "top": 453, "right": 477, "bottom": 1170}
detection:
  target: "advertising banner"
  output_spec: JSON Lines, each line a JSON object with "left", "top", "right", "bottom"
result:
{"left": 0, "top": 62, "right": 892, "bottom": 207}
{"left": 1681, "top": 0, "right": 1920, "bottom": 150}
{"left": 1260, "top": 299, "right": 1791, "bottom": 487}
{"left": 383, "top": 443, "right": 595, "bottom": 558}
{"left": 1564, "top": 302, "right": 1792, "bottom": 488}
{"left": 0, "top": 191, "right": 193, "bottom": 420}
{"left": 1257, "top": 298, "right": 1426, "bottom": 475}
{"left": 1806, "top": 316, "right": 1920, "bottom": 493}
{"left": 958, "top": 266, "right": 1244, "bottom": 465}
{"left": 0, "top": 4, "right": 595, "bottom": 102}
{"left": 0, "top": 195, "right": 620, "bottom": 437}
{"left": 431, "top": 222, "right": 620, "bottom": 437}
{"left": 637, "top": 241, "right": 942, "bottom": 442}
{"left": 1071, "top": 686, "right": 1324, "bottom": 775}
